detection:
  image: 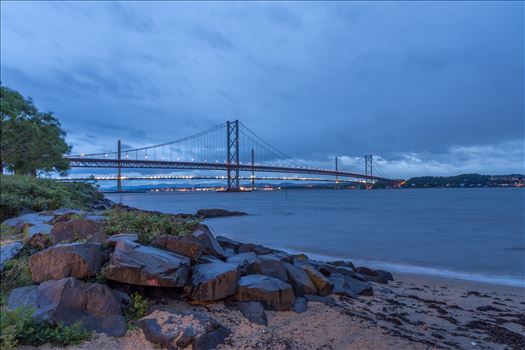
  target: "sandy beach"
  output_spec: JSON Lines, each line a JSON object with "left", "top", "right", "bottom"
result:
{"left": 24, "top": 272, "right": 524, "bottom": 350}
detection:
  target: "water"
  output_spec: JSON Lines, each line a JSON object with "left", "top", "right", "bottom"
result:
{"left": 106, "top": 188, "right": 525, "bottom": 287}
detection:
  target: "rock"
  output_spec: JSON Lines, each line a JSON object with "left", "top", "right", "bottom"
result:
{"left": 329, "top": 260, "right": 355, "bottom": 269}
{"left": 355, "top": 267, "right": 393, "bottom": 284}
{"left": 234, "top": 274, "right": 295, "bottom": 311}
{"left": 230, "top": 301, "right": 267, "bottom": 325}
{"left": 244, "top": 255, "right": 288, "bottom": 282}
{"left": 216, "top": 235, "right": 242, "bottom": 252}
{"left": 283, "top": 262, "right": 317, "bottom": 296}
{"left": 0, "top": 241, "right": 23, "bottom": 271}
{"left": 329, "top": 273, "right": 374, "bottom": 297}
{"left": 84, "top": 215, "right": 105, "bottom": 222}
{"left": 227, "top": 252, "right": 258, "bottom": 268}
{"left": 137, "top": 309, "right": 230, "bottom": 350}
{"left": 2, "top": 212, "right": 54, "bottom": 228}
{"left": 50, "top": 208, "right": 85, "bottom": 216}
{"left": 291, "top": 297, "right": 308, "bottom": 313}
{"left": 27, "top": 223, "right": 53, "bottom": 238}
{"left": 318, "top": 263, "right": 365, "bottom": 281}
{"left": 7, "top": 285, "right": 38, "bottom": 311}
{"left": 355, "top": 266, "right": 377, "bottom": 276}
{"left": 263, "top": 251, "right": 293, "bottom": 263}
{"left": 51, "top": 219, "right": 106, "bottom": 244}
{"left": 238, "top": 243, "right": 274, "bottom": 255}
{"left": 377, "top": 270, "right": 394, "bottom": 281}
{"left": 304, "top": 294, "right": 337, "bottom": 305}
{"left": 152, "top": 235, "right": 204, "bottom": 260}
{"left": 191, "top": 224, "right": 227, "bottom": 258}
{"left": 296, "top": 263, "right": 333, "bottom": 296}
{"left": 198, "top": 255, "right": 223, "bottom": 264}
{"left": 196, "top": 208, "right": 247, "bottom": 218}
{"left": 25, "top": 233, "right": 51, "bottom": 250}
{"left": 8, "top": 278, "right": 126, "bottom": 336}
{"left": 189, "top": 262, "right": 240, "bottom": 301}
{"left": 105, "top": 240, "right": 190, "bottom": 287}
{"left": 29, "top": 242, "right": 103, "bottom": 283}
{"left": 106, "top": 233, "right": 139, "bottom": 246}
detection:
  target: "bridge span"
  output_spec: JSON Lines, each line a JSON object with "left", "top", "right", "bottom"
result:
{"left": 67, "top": 120, "right": 402, "bottom": 191}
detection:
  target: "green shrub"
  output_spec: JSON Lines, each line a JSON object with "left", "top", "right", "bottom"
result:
{"left": 0, "top": 307, "right": 92, "bottom": 350}
{"left": 0, "top": 175, "right": 103, "bottom": 221}
{"left": 125, "top": 292, "right": 151, "bottom": 322}
{"left": 0, "top": 249, "right": 33, "bottom": 308}
{"left": 104, "top": 209, "right": 200, "bottom": 244}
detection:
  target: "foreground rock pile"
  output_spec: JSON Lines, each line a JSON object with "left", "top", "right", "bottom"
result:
{"left": 2, "top": 208, "right": 393, "bottom": 349}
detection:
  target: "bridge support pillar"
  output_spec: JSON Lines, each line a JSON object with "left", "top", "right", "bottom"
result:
{"left": 251, "top": 148, "right": 255, "bottom": 190}
{"left": 365, "top": 154, "right": 373, "bottom": 190}
{"left": 226, "top": 120, "right": 240, "bottom": 191}
{"left": 117, "top": 140, "right": 122, "bottom": 192}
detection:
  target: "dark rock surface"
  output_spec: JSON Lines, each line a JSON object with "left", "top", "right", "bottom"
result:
{"left": 137, "top": 309, "right": 230, "bottom": 350}
{"left": 329, "top": 273, "right": 374, "bottom": 297}
{"left": 196, "top": 208, "right": 247, "bottom": 218}
{"left": 152, "top": 235, "right": 204, "bottom": 260}
{"left": 244, "top": 255, "right": 288, "bottom": 282}
{"left": 8, "top": 278, "right": 126, "bottom": 336}
{"left": 296, "top": 263, "right": 333, "bottom": 296}
{"left": 227, "top": 252, "right": 258, "bottom": 268}
{"left": 191, "top": 224, "right": 227, "bottom": 258}
{"left": 189, "top": 262, "right": 240, "bottom": 301}
{"left": 283, "top": 262, "right": 317, "bottom": 296}
{"left": 234, "top": 274, "right": 295, "bottom": 311}
{"left": 106, "top": 233, "right": 139, "bottom": 246}
{"left": 230, "top": 301, "right": 268, "bottom": 325}
{"left": 29, "top": 242, "right": 103, "bottom": 283}
{"left": 105, "top": 240, "right": 190, "bottom": 287}
{"left": 291, "top": 297, "right": 308, "bottom": 313}
{"left": 216, "top": 235, "right": 242, "bottom": 251}
{"left": 0, "top": 241, "right": 23, "bottom": 271}
{"left": 50, "top": 218, "right": 107, "bottom": 244}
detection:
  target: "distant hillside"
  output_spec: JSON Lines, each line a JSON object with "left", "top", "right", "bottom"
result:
{"left": 401, "top": 174, "right": 524, "bottom": 188}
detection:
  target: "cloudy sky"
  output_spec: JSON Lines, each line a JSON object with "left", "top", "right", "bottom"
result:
{"left": 1, "top": 1, "right": 523, "bottom": 178}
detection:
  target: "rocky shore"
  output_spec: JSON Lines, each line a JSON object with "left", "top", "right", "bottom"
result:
{"left": 1, "top": 204, "right": 524, "bottom": 350}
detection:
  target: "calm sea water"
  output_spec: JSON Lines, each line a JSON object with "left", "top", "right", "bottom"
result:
{"left": 106, "top": 188, "right": 525, "bottom": 287}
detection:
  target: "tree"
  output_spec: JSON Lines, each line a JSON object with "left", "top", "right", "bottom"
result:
{"left": 1, "top": 85, "right": 70, "bottom": 176}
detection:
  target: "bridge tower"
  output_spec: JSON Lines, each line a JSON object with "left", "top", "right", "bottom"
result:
{"left": 117, "top": 140, "right": 122, "bottom": 192}
{"left": 251, "top": 148, "right": 255, "bottom": 190}
{"left": 226, "top": 120, "right": 240, "bottom": 191}
{"left": 365, "top": 154, "right": 373, "bottom": 190}
{"left": 335, "top": 156, "right": 340, "bottom": 189}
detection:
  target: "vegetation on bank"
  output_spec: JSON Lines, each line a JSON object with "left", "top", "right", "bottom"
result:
{"left": 0, "top": 175, "right": 103, "bottom": 221}
{"left": 401, "top": 174, "right": 524, "bottom": 188}
{"left": 1, "top": 85, "right": 70, "bottom": 176}
{"left": 104, "top": 208, "right": 201, "bottom": 244}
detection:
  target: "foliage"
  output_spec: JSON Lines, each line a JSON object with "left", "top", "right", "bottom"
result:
{"left": 0, "top": 175, "right": 103, "bottom": 221}
{"left": 104, "top": 209, "right": 200, "bottom": 244}
{"left": 125, "top": 292, "right": 151, "bottom": 322}
{"left": 0, "top": 307, "right": 92, "bottom": 350}
{"left": 0, "top": 85, "right": 70, "bottom": 175}
{"left": 402, "top": 173, "right": 525, "bottom": 188}
{"left": 0, "top": 247, "right": 32, "bottom": 308}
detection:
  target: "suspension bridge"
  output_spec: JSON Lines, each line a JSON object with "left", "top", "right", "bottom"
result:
{"left": 66, "top": 120, "right": 401, "bottom": 191}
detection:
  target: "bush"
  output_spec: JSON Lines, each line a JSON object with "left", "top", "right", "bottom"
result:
{"left": 0, "top": 307, "right": 92, "bottom": 350}
{"left": 0, "top": 175, "right": 103, "bottom": 221}
{"left": 104, "top": 209, "right": 200, "bottom": 244}
{"left": 125, "top": 292, "right": 151, "bottom": 322}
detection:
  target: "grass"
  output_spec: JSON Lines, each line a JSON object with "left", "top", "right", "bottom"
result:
{"left": 0, "top": 307, "right": 93, "bottom": 350}
{"left": 104, "top": 209, "right": 200, "bottom": 244}
{"left": 0, "top": 248, "right": 33, "bottom": 308}
{"left": 0, "top": 175, "right": 103, "bottom": 222}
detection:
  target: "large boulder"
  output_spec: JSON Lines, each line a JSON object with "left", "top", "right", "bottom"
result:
{"left": 318, "top": 263, "right": 365, "bottom": 281}
{"left": 227, "top": 252, "right": 258, "bottom": 268}
{"left": 51, "top": 219, "right": 106, "bottom": 244}
{"left": 7, "top": 278, "right": 127, "bottom": 336}
{"left": 283, "top": 262, "right": 317, "bottom": 296}
{"left": 0, "top": 241, "right": 23, "bottom": 271}
{"left": 355, "top": 267, "right": 394, "bottom": 284}
{"left": 234, "top": 274, "right": 295, "bottom": 311}
{"left": 152, "top": 235, "right": 204, "bottom": 261}
{"left": 189, "top": 262, "right": 240, "bottom": 301}
{"left": 329, "top": 273, "right": 373, "bottom": 297}
{"left": 105, "top": 240, "right": 190, "bottom": 287}
{"left": 191, "top": 224, "right": 227, "bottom": 258}
{"left": 244, "top": 255, "right": 288, "bottom": 282}
{"left": 216, "top": 236, "right": 242, "bottom": 252}
{"left": 295, "top": 263, "right": 333, "bottom": 296}
{"left": 106, "top": 233, "right": 139, "bottom": 246}
{"left": 238, "top": 243, "right": 274, "bottom": 255}
{"left": 137, "top": 309, "right": 230, "bottom": 350}
{"left": 29, "top": 242, "right": 103, "bottom": 283}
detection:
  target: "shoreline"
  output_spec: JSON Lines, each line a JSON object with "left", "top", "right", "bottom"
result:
{"left": 208, "top": 226, "right": 525, "bottom": 289}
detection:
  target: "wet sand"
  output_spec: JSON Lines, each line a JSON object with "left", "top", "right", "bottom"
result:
{"left": 24, "top": 273, "right": 525, "bottom": 350}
